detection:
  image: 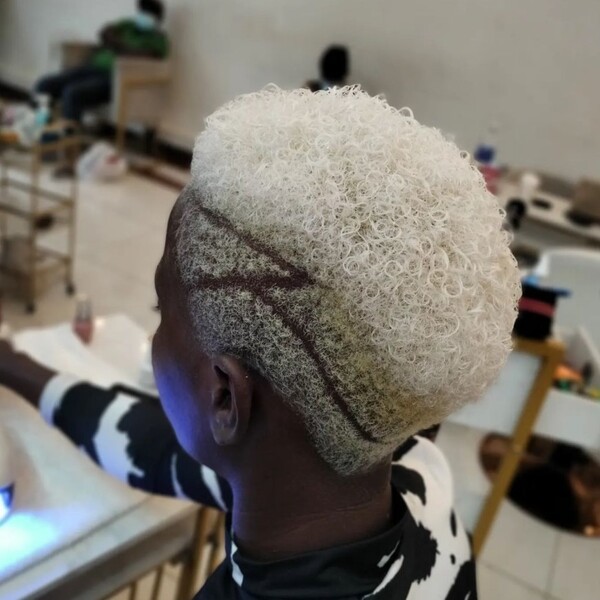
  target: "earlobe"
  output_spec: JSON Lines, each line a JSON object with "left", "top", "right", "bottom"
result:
{"left": 209, "top": 356, "right": 253, "bottom": 446}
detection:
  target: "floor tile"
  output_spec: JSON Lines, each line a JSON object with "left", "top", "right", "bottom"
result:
{"left": 480, "top": 497, "right": 559, "bottom": 593}
{"left": 76, "top": 200, "right": 154, "bottom": 259}
{"left": 548, "top": 531, "right": 600, "bottom": 600}
{"left": 438, "top": 424, "right": 560, "bottom": 594}
{"left": 73, "top": 256, "right": 159, "bottom": 332}
{"left": 84, "top": 228, "right": 164, "bottom": 289}
{"left": 436, "top": 422, "right": 490, "bottom": 532}
{"left": 80, "top": 174, "right": 175, "bottom": 233}
{"left": 478, "top": 564, "right": 546, "bottom": 600}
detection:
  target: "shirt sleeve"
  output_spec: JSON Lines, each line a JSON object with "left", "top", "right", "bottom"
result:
{"left": 39, "top": 374, "right": 232, "bottom": 511}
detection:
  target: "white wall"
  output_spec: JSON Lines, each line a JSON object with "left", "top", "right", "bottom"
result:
{"left": 1, "top": 0, "right": 599, "bottom": 181}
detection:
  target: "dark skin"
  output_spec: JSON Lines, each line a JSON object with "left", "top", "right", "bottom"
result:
{"left": 0, "top": 194, "right": 394, "bottom": 560}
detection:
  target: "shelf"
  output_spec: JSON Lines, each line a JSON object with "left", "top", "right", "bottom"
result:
{"left": 499, "top": 181, "right": 600, "bottom": 245}
{"left": 0, "top": 140, "right": 77, "bottom": 309}
{"left": 448, "top": 330, "right": 600, "bottom": 452}
{"left": 1, "top": 176, "right": 75, "bottom": 204}
{"left": 0, "top": 200, "right": 72, "bottom": 221}
{"left": 0, "top": 184, "right": 74, "bottom": 223}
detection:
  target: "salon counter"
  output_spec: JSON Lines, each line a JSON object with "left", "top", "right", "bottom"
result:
{"left": 0, "top": 315, "right": 198, "bottom": 600}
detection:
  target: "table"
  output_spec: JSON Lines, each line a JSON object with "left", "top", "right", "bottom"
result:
{"left": 0, "top": 314, "right": 211, "bottom": 600}
{"left": 499, "top": 180, "right": 600, "bottom": 252}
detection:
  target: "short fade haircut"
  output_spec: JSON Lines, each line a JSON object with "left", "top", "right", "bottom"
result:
{"left": 176, "top": 86, "right": 520, "bottom": 475}
{"left": 320, "top": 45, "right": 349, "bottom": 83}
{"left": 138, "top": 0, "right": 164, "bottom": 22}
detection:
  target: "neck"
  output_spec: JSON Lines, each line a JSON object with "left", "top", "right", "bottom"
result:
{"left": 230, "top": 457, "right": 393, "bottom": 560}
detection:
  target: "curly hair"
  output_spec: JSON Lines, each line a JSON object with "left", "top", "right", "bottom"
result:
{"left": 176, "top": 86, "right": 520, "bottom": 475}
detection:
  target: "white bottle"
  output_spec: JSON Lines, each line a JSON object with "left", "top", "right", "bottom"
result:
{"left": 34, "top": 94, "right": 51, "bottom": 130}
{"left": 474, "top": 122, "right": 501, "bottom": 194}
{"left": 14, "top": 95, "right": 51, "bottom": 146}
{"left": 0, "top": 296, "right": 12, "bottom": 341}
{"left": 14, "top": 109, "right": 37, "bottom": 146}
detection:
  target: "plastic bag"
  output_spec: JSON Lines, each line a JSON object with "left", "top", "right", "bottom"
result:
{"left": 76, "top": 141, "right": 128, "bottom": 181}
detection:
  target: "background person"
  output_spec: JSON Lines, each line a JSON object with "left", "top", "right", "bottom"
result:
{"left": 34, "top": 0, "right": 168, "bottom": 123}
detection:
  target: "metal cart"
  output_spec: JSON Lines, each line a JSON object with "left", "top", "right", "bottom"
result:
{"left": 0, "top": 122, "right": 79, "bottom": 312}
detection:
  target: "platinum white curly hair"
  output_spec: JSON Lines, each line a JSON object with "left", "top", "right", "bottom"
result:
{"left": 175, "top": 86, "right": 520, "bottom": 475}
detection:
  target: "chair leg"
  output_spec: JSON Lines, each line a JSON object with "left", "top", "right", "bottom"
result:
{"left": 128, "top": 580, "right": 138, "bottom": 600}
{"left": 115, "top": 83, "right": 128, "bottom": 154}
{"left": 144, "top": 127, "right": 157, "bottom": 157}
{"left": 175, "top": 508, "right": 209, "bottom": 600}
{"left": 207, "top": 513, "right": 226, "bottom": 575}
{"left": 150, "top": 566, "right": 164, "bottom": 600}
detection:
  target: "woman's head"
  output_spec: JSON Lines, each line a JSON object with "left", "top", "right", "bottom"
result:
{"left": 153, "top": 86, "right": 520, "bottom": 476}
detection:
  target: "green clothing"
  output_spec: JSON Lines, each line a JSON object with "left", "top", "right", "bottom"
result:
{"left": 90, "top": 19, "right": 168, "bottom": 71}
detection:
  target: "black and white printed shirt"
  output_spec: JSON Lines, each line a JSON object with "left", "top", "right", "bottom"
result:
{"left": 40, "top": 375, "right": 477, "bottom": 599}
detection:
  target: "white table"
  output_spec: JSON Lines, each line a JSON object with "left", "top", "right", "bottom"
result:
{"left": 499, "top": 181, "right": 600, "bottom": 251}
{"left": 0, "top": 315, "right": 201, "bottom": 600}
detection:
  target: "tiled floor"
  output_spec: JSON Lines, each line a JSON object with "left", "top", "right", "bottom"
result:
{"left": 439, "top": 422, "right": 600, "bottom": 600}
{"left": 2, "top": 168, "right": 598, "bottom": 599}
{"left": 479, "top": 507, "right": 600, "bottom": 600}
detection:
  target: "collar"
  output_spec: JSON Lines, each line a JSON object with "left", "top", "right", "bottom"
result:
{"left": 229, "top": 487, "right": 416, "bottom": 599}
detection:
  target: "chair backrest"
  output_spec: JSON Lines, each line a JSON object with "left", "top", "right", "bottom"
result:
{"left": 59, "top": 42, "right": 171, "bottom": 128}
{"left": 61, "top": 42, "right": 95, "bottom": 69}
{"left": 110, "top": 58, "right": 172, "bottom": 126}
{"left": 533, "top": 248, "right": 600, "bottom": 349}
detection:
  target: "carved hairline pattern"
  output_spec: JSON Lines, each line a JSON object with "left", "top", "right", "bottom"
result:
{"left": 184, "top": 203, "right": 379, "bottom": 445}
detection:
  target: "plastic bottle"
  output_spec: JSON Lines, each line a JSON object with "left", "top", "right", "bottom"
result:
{"left": 34, "top": 94, "right": 50, "bottom": 129}
{"left": 13, "top": 96, "right": 51, "bottom": 146}
{"left": 518, "top": 171, "right": 541, "bottom": 202}
{"left": 73, "top": 294, "right": 94, "bottom": 344}
{"left": 0, "top": 295, "right": 12, "bottom": 341}
{"left": 13, "top": 109, "right": 38, "bottom": 146}
{"left": 474, "top": 123, "right": 502, "bottom": 195}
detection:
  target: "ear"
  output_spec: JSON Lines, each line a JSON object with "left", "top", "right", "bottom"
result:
{"left": 208, "top": 355, "right": 253, "bottom": 446}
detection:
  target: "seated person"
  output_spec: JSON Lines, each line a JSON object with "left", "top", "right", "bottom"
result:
{"left": 0, "top": 87, "right": 520, "bottom": 598}
{"left": 306, "top": 45, "right": 350, "bottom": 91}
{"left": 34, "top": 0, "right": 168, "bottom": 122}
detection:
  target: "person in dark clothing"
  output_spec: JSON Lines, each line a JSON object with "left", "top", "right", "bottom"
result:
{"left": 307, "top": 45, "right": 350, "bottom": 92}
{"left": 34, "top": 0, "right": 168, "bottom": 122}
{"left": 0, "top": 87, "right": 521, "bottom": 598}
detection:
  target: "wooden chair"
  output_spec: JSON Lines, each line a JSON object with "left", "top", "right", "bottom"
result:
{"left": 110, "top": 506, "right": 226, "bottom": 600}
{"left": 60, "top": 41, "right": 172, "bottom": 153}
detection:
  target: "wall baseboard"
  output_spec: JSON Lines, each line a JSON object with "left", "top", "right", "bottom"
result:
{"left": 0, "top": 78, "right": 31, "bottom": 102}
